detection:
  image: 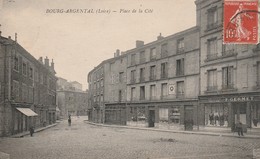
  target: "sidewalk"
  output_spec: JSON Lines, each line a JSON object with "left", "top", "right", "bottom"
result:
{"left": 85, "top": 121, "right": 260, "bottom": 139}
{"left": 11, "top": 122, "right": 59, "bottom": 138}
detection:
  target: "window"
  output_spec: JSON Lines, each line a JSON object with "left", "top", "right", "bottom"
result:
{"left": 12, "top": 80, "right": 19, "bottom": 101}
{"left": 28, "top": 87, "right": 33, "bottom": 103}
{"left": 140, "top": 86, "right": 145, "bottom": 100}
{"left": 222, "top": 66, "right": 234, "bottom": 90}
{"left": 150, "top": 48, "right": 156, "bottom": 61}
{"left": 161, "top": 62, "right": 168, "bottom": 79}
{"left": 131, "top": 87, "right": 136, "bottom": 101}
{"left": 150, "top": 85, "right": 156, "bottom": 100}
{"left": 13, "top": 55, "right": 19, "bottom": 71}
{"left": 130, "top": 70, "right": 136, "bottom": 84}
{"left": 140, "top": 68, "right": 145, "bottom": 82}
{"left": 22, "top": 62, "right": 27, "bottom": 76}
{"left": 177, "top": 38, "right": 184, "bottom": 53}
{"left": 110, "top": 62, "right": 115, "bottom": 71}
{"left": 35, "top": 70, "right": 38, "bottom": 82}
{"left": 207, "top": 38, "right": 218, "bottom": 60}
{"left": 169, "top": 107, "right": 180, "bottom": 124}
{"left": 207, "top": 69, "right": 217, "bottom": 91}
{"left": 161, "top": 43, "right": 168, "bottom": 57}
{"left": 176, "top": 81, "right": 184, "bottom": 98}
{"left": 119, "top": 72, "right": 124, "bottom": 83}
{"left": 257, "top": 62, "right": 260, "bottom": 86}
{"left": 29, "top": 67, "right": 33, "bottom": 79}
{"left": 176, "top": 58, "right": 184, "bottom": 76}
{"left": 140, "top": 51, "right": 145, "bottom": 63}
{"left": 131, "top": 54, "right": 136, "bottom": 65}
{"left": 150, "top": 65, "right": 156, "bottom": 80}
{"left": 22, "top": 83, "right": 28, "bottom": 102}
{"left": 118, "top": 90, "right": 122, "bottom": 102}
{"left": 205, "top": 105, "right": 228, "bottom": 127}
{"left": 159, "top": 108, "right": 169, "bottom": 122}
{"left": 161, "top": 83, "right": 168, "bottom": 99}
{"left": 207, "top": 7, "right": 217, "bottom": 30}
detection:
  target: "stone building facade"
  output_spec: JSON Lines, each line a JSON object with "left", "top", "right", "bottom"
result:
{"left": 57, "top": 78, "right": 88, "bottom": 118}
{"left": 0, "top": 35, "right": 57, "bottom": 136}
{"left": 196, "top": 0, "right": 260, "bottom": 131}
{"left": 87, "top": 0, "right": 260, "bottom": 132}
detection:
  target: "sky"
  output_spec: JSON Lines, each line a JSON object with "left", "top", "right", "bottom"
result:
{"left": 0, "top": 0, "right": 196, "bottom": 90}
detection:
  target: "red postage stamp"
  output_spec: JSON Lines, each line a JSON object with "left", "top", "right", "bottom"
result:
{"left": 223, "top": 0, "right": 258, "bottom": 44}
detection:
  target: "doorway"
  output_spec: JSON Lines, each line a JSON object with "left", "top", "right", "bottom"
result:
{"left": 148, "top": 110, "right": 155, "bottom": 127}
{"left": 184, "top": 106, "right": 193, "bottom": 131}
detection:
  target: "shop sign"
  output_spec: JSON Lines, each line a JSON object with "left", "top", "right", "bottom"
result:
{"left": 207, "top": 96, "right": 254, "bottom": 103}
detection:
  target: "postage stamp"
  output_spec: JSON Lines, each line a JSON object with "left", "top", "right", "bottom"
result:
{"left": 223, "top": 0, "right": 258, "bottom": 44}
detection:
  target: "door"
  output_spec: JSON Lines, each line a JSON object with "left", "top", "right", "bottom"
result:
{"left": 184, "top": 106, "right": 193, "bottom": 131}
{"left": 148, "top": 110, "right": 155, "bottom": 127}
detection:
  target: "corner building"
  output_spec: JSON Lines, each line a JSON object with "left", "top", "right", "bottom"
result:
{"left": 196, "top": 0, "right": 260, "bottom": 131}
{"left": 126, "top": 29, "right": 199, "bottom": 130}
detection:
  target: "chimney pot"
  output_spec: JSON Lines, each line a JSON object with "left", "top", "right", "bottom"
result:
{"left": 157, "top": 33, "right": 164, "bottom": 40}
{"left": 44, "top": 56, "right": 49, "bottom": 67}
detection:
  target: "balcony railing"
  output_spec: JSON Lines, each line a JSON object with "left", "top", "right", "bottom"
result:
{"left": 176, "top": 71, "right": 184, "bottom": 76}
{"left": 207, "top": 85, "right": 218, "bottom": 91}
{"left": 206, "top": 53, "right": 218, "bottom": 61}
{"left": 176, "top": 92, "right": 184, "bottom": 99}
{"left": 207, "top": 22, "right": 218, "bottom": 31}
{"left": 161, "top": 73, "right": 168, "bottom": 79}
{"left": 177, "top": 48, "right": 184, "bottom": 54}
{"left": 140, "top": 77, "right": 145, "bottom": 83}
{"left": 130, "top": 78, "right": 136, "bottom": 84}
{"left": 222, "top": 84, "right": 235, "bottom": 90}
{"left": 222, "top": 49, "right": 236, "bottom": 57}
{"left": 149, "top": 75, "right": 156, "bottom": 81}
{"left": 140, "top": 57, "right": 146, "bottom": 63}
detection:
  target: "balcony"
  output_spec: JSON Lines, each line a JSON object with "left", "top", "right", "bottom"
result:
{"left": 140, "top": 77, "right": 145, "bottom": 83}
{"left": 222, "top": 49, "right": 237, "bottom": 58}
{"left": 149, "top": 75, "right": 156, "bottom": 81}
{"left": 205, "top": 53, "right": 218, "bottom": 62}
{"left": 206, "top": 86, "right": 218, "bottom": 92}
{"left": 177, "top": 48, "right": 184, "bottom": 54}
{"left": 161, "top": 73, "right": 168, "bottom": 79}
{"left": 176, "top": 93, "right": 184, "bottom": 99}
{"left": 140, "top": 57, "right": 146, "bottom": 64}
{"left": 206, "top": 22, "right": 218, "bottom": 31}
{"left": 130, "top": 78, "right": 136, "bottom": 84}
{"left": 222, "top": 84, "right": 236, "bottom": 91}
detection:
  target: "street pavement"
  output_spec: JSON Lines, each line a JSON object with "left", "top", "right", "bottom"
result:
{"left": 0, "top": 116, "right": 260, "bottom": 159}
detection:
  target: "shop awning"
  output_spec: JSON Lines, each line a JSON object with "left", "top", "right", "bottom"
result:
{"left": 16, "top": 108, "right": 38, "bottom": 116}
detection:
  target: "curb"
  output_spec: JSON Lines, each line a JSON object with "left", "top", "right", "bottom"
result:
{"left": 85, "top": 121, "right": 260, "bottom": 139}
{"left": 11, "top": 123, "right": 58, "bottom": 138}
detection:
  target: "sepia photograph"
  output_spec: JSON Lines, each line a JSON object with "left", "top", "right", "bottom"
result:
{"left": 0, "top": 0, "right": 260, "bottom": 158}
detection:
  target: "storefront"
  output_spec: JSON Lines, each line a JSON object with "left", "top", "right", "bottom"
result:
{"left": 105, "top": 104, "right": 126, "bottom": 125}
{"left": 199, "top": 92, "right": 260, "bottom": 130}
{"left": 125, "top": 100, "right": 198, "bottom": 130}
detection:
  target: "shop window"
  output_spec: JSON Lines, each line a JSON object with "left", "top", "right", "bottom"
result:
{"left": 205, "top": 104, "right": 228, "bottom": 127}
{"left": 137, "top": 107, "right": 146, "bottom": 121}
{"left": 251, "top": 104, "right": 260, "bottom": 128}
{"left": 169, "top": 107, "right": 180, "bottom": 124}
{"left": 159, "top": 108, "right": 168, "bottom": 122}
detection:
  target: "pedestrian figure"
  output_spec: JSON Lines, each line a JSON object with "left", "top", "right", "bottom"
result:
{"left": 29, "top": 126, "right": 34, "bottom": 137}
{"left": 236, "top": 121, "right": 244, "bottom": 136}
{"left": 68, "top": 116, "right": 71, "bottom": 126}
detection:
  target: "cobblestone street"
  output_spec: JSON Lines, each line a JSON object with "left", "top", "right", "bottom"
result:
{"left": 0, "top": 116, "right": 260, "bottom": 159}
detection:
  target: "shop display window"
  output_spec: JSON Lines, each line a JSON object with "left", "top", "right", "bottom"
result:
{"left": 159, "top": 108, "right": 168, "bottom": 123}
{"left": 252, "top": 104, "right": 260, "bottom": 128}
{"left": 169, "top": 107, "right": 180, "bottom": 124}
{"left": 205, "top": 104, "right": 228, "bottom": 127}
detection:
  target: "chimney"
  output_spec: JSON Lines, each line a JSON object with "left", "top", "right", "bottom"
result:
{"left": 44, "top": 56, "right": 49, "bottom": 67}
{"left": 15, "top": 33, "right": 17, "bottom": 42}
{"left": 8, "top": 36, "right": 11, "bottom": 39}
{"left": 157, "top": 33, "right": 164, "bottom": 40}
{"left": 51, "top": 59, "right": 54, "bottom": 69}
{"left": 116, "top": 49, "right": 120, "bottom": 56}
{"left": 38, "top": 57, "right": 43, "bottom": 63}
{"left": 114, "top": 52, "right": 116, "bottom": 57}
{"left": 136, "top": 40, "right": 144, "bottom": 48}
